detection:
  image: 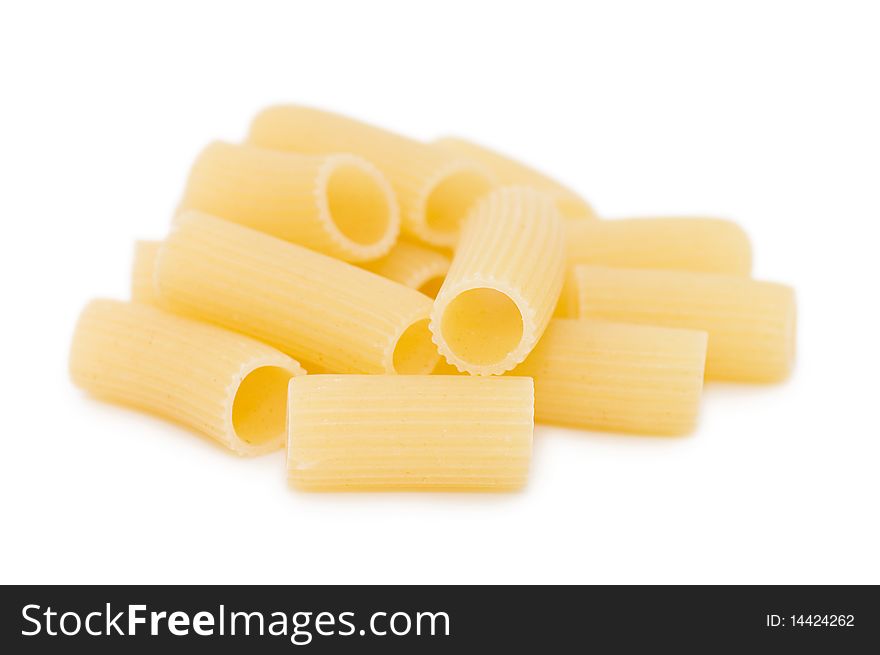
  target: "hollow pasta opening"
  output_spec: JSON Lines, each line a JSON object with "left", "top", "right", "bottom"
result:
{"left": 392, "top": 319, "right": 439, "bottom": 374}
{"left": 424, "top": 171, "right": 492, "bottom": 234}
{"left": 441, "top": 288, "right": 524, "bottom": 366}
{"left": 418, "top": 275, "right": 445, "bottom": 299}
{"left": 325, "top": 164, "right": 393, "bottom": 246}
{"left": 232, "top": 366, "right": 294, "bottom": 445}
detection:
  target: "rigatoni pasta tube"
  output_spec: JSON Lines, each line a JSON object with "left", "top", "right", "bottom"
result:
{"left": 69, "top": 299, "right": 305, "bottom": 455}
{"left": 566, "top": 217, "right": 752, "bottom": 275}
{"left": 430, "top": 187, "right": 566, "bottom": 375}
{"left": 288, "top": 375, "right": 533, "bottom": 491}
{"left": 178, "top": 141, "right": 399, "bottom": 262}
{"left": 131, "top": 240, "right": 161, "bottom": 305}
{"left": 433, "top": 137, "right": 596, "bottom": 220}
{"left": 156, "top": 211, "right": 439, "bottom": 375}
{"left": 248, "top": 106, "right": 495, "bottom": 248}
{"left": 512, "top": 319, "right": 707, "bottom": 435}
{"left": 573, "top": 266, "right": 796, "bottom": 382}
{"left": 358, "top": 239, "right": 450, "bottom": 297}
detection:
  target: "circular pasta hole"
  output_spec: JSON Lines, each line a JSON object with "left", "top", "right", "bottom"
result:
{"left": 325, "top": 164, "right": 393, "bottom": 246}
{"left": 424, "top": 171, "right": 492, "bottom": 235}
{"left": 441, "top": 288, "right": 524, "bottom": 366}
{"left": 417, "top": 275, "right": 445, "bottom": 299}
{"left": 232, "top": 366, "right": 293, "bottom": 445}
{"left": 392, "top": 318, "right": 438, "bottom": 374}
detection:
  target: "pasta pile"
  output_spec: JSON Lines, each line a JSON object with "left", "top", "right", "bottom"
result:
{"left": 70, "top": 105, "right": 797, "bottom": 492}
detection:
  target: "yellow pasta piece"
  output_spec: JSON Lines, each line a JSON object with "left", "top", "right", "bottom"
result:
{"left": 566, "top": 217, "right": 752, "bottom": 275}
{"left": 131, "top": 240, "right": 162, "bottom": 305}
{"left": 358, "top": 239, "right": 450, "bottom": 297}
{"left": 433, "top": 136, "right": 596, "bottom": 219}
{"left": 177, "top": 141, "right": 399, "bottom": 262}
{"left": 248, "top": 106, "right": 495, "bottom": 248}
{"left": 554, "top": 217, "right": 753, "bottom": 317}
{"left": 432, "top": 358, "right": 465, "bottom": 375}
{"left": 572, "top": 266, "right": 796, "bottom": 382}
{"left": 512, "top": 319, "right": 707, "bottom": 435}
{"left": 69, "top": 299, "right": 305, "bottom": 455}
{"left": 430, "top": 187, "right": 566, "bottom": 375}
{"left": 288, "top": 375, "right": 533, "bottom": 491}
{"left": 156, "top": 211, "right": 439, "bottom": 375}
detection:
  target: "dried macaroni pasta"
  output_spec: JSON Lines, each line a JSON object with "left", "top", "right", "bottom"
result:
{"left": 434, "top": 136, "right": 596, "bottom": 220}
{"left": 358, "top": 239, "right": 450, "bottom": 297}
{"left": 287, "top": 375, "right": 533, "bottom": 491}
{"left": 573, "top": 266, "right": 796, "bottom": 382}
{"left": 566, "top": 217, "right": 752, "bottom": 275}
{"left": 431, "top": 187, "right": 566, "bottom": 375}
{"left": 512, "top": 319, "right": 707, "bottom": 434}
{"left": 554, "top": 217, "right": 753, "bottom": 316}
{"left": 248, "top": 106, "right": 495, "bottom": 247}
{"left": 178, "top": 141, "right": 399, "bottom": 262}
{"left": 69, "top": 299, "right": 305, "bottom": 455}
{"left": 156, "top": 211, "right": 439, "bottom": 375}
{"left": 131, "top": 240, "right": 162, "bottom": 305}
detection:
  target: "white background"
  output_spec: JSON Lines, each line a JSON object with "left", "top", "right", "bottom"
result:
{"left": 1, "top": 1, "right": 878, "bottom": 585}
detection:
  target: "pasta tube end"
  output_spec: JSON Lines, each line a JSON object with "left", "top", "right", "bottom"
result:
{"left": 431, "top": 283, "right": 533, "bottom": 376}
{"left": 315, "top": 154, "right": 400, "bottom": 262}
{"left": 410, "top": 162, "right": 495, "bottom": 247}
{"left": 69, "top": 299, "right": 305, "bottom": 457}
{"left": 227, "top": 361, "right": 303, "bottom": 456}
{"left": 388, "top": 317, "right": 440, "bottom": 375}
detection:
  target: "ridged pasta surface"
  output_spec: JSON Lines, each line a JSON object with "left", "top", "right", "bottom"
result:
{"left": 574, "top": 266, "right": 796, "bottom": 382}
{"left": 155, "top": 211, "right": 438, "bottom": 375}
{"left": 566, "top": 217, "right": 752, "bottom": 275}
{"left": 69, "top": 299, "right": 304, "bottom": 455}
{"left": 358, "top": 239, "right": 450, "bottom": 297}
{"left": 178, "top": 142, "right": 398, "bottom": 262}
{"left": 434, "top": 137, "right": 595, "bottom": 219}
{"left": 288, "top": 375, "right": 533, "bottom": 491}
{"left": 248, "top": 106, "right": 495, "bottom": 247}
{"left": 431, "top": 187, "right": 566, "bottom": 375}
{"left": 512, "top": 319, "right": 707, "bottom": 434}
